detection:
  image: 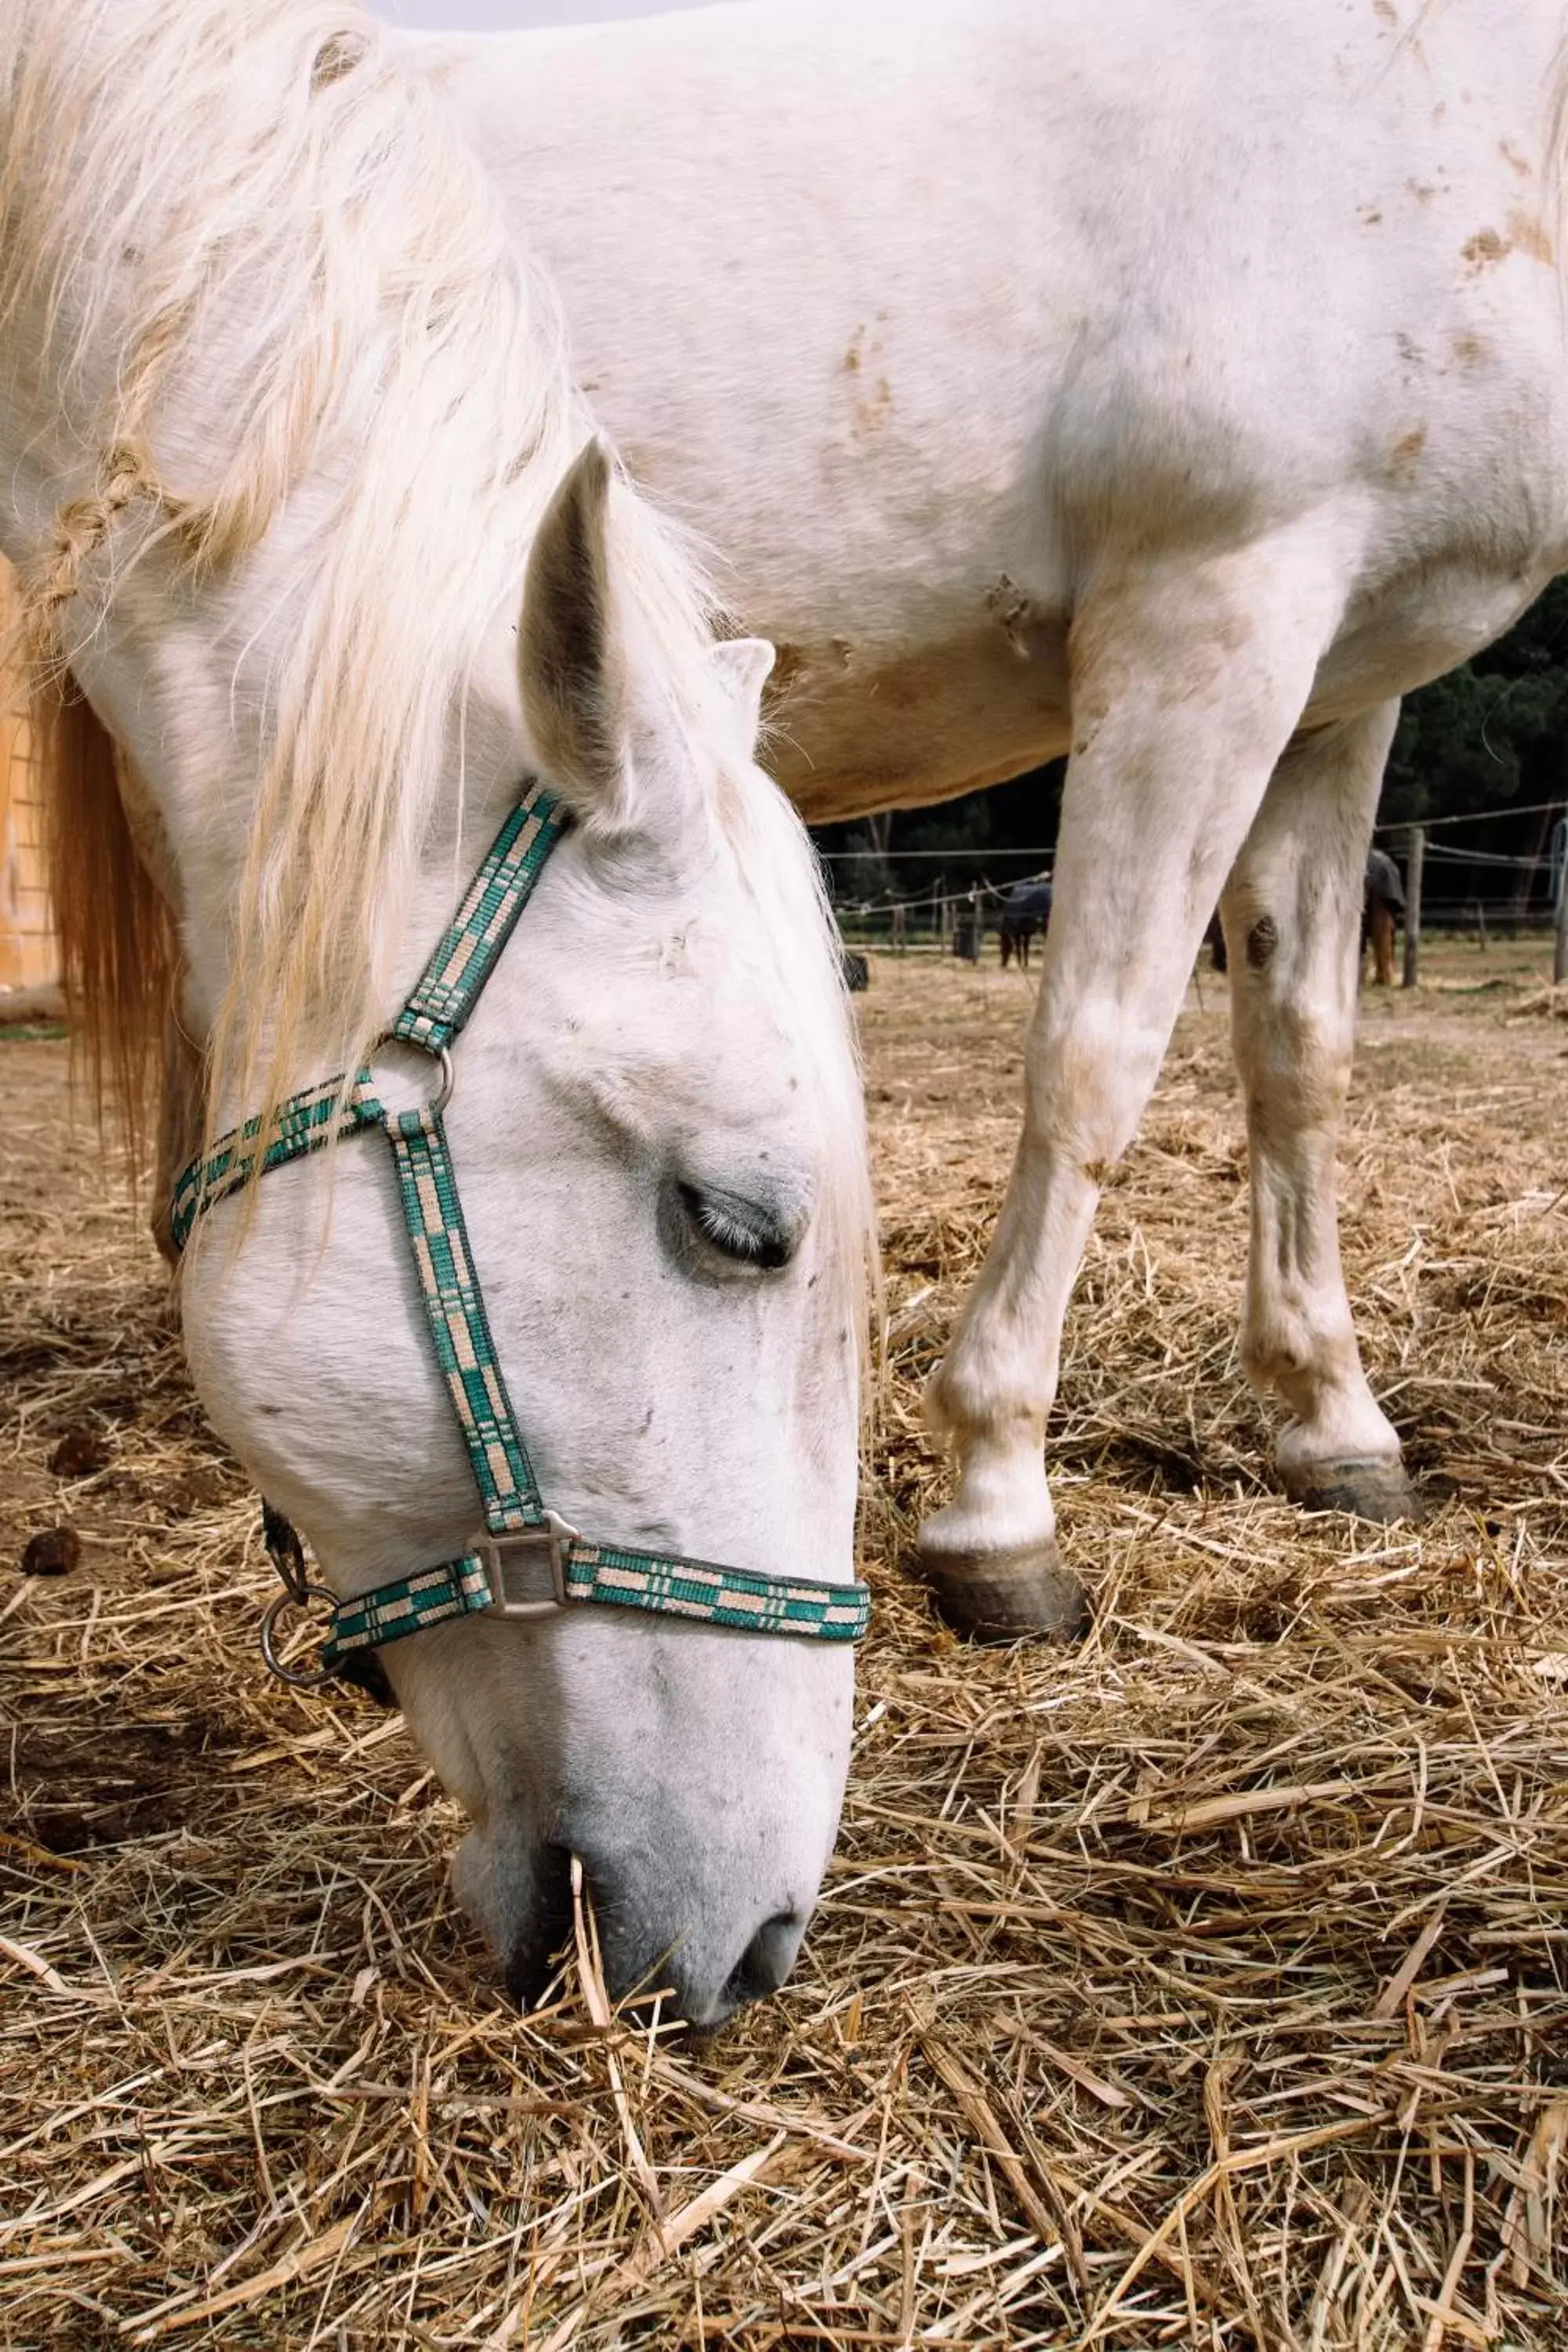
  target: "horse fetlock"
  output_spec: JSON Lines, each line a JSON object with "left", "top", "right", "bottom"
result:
{"left": 1240, "top": 1316, "right": 1312, "bottom": 1403}
{"left": 920, "top": 1431, "right": 1056, "bottom": 1558}
{"left": 1276, "top": 1323, "right": 1394, "bottom": 1425}
{"left": 924, "top": 1339, "right": 1051, "bottom": 1450}
{"left": 1241, "top": 1294, "right": 1359, "bottom": 1410}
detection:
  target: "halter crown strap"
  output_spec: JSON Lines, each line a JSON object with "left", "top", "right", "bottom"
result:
{"left": 172, "top": 779, "right": 870, "bottom": 1681}
{"left": 391, "top": 784, "right": 568, "bottom": 1054}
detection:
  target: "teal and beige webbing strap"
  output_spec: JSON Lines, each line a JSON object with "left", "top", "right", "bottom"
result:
{"left": 170, "top": 785, "right": 567, "bottom": 1252}
{"left": 320, "top": 1541, "right": 871, "bottom": 1671}
{"left": 383, "top": 1105, "right": 545, "bottom": 1533}
{"left": 169, "top": 1071, "right": 383, "bottom": 1251}
{"left": 392, "top": 780, "right": 567, "bottom": 1054}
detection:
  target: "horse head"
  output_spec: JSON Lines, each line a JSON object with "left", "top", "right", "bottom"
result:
{"left": 0, "top": 0, "right": 873, "bottom": 2024}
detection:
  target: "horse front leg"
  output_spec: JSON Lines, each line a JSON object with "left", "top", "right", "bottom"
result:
{"left": 918, "top": 542, "right": 1338, "bottom": 1638}
{"left": 1221, "top": 703, "right": 1417, "bottom": 1521}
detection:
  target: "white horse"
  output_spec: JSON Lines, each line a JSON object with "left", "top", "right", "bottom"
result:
{"left": 405, "top": 0, "right": 1568, "bottom": 1630}
{"left": 0, "top": 0, "right": 875, "bottom": 2024}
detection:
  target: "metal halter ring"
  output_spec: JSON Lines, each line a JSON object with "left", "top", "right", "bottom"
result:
{"left": 260, "top": 1583, "right": 339, "bottom": 1688}
{"left": 367, "top": 1035, "right": 454, "bottom": 1121}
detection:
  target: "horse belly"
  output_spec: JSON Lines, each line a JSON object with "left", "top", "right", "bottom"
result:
{"left": 769, "top": 626, "right": 1073, "bottom": 820}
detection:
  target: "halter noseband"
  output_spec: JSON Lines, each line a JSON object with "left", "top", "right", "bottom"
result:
{"left": 172, "top": 782, "right": 870, "bottom": 1697}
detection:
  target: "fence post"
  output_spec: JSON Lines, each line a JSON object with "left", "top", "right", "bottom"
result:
{"left": 1555, "top": 847, "right": 1568, "bottom": 985}
{"left": 1402, "top": 826, "right": 1424, "bottom": 989}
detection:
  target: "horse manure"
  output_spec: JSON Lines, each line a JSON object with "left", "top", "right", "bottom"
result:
{"left": 48, "top": 1424, "right": 111, "bottom": 1479}
{"left": 20, "top": 1526, "right": 82, "bottom": 1577}
{"left": 161, "top": 1466, "right": 230, "bottom": 1516}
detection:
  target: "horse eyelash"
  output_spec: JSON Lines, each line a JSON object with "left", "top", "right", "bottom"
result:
{"left": 680, "top": 1184, "right": 789, "bottom": 1269}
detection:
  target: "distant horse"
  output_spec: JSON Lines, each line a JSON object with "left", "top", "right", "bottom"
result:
{"left": 2, "top": 0, "right": 873, "bottom": 2024}
{"left": 998, "top": 880, "right": 1053, "bottom": 971}
{"left": 407, "top": 0, "right": 1568, "bottom": 1642}
{"left": 1363, "top": 848, "right": 1406, "bottom": 986}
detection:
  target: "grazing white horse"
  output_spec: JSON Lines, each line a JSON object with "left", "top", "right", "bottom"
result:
{"left": 405, "top": 0, "right": 1568, "bottom": 1632}
{"left": 0, "top": 0, "right": 876, "bottom": 2023}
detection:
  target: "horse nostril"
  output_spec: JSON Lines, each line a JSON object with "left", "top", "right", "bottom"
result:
{"left": 723, "top": 1910, "right": 806, "bottom": 2011}
{"left": 499, "top": 1843, "right": 574, "bottom": 2013}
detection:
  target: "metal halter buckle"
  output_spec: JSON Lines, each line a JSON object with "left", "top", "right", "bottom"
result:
{"left": 475, "top": 1513, "right": 580, "bottom": 1620}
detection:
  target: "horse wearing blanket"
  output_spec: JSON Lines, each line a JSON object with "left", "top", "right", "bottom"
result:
{"left": 12, "top": 0, "right": 1568, "bottom": 2010}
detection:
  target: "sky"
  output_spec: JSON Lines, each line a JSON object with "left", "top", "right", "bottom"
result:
{"left": 372, "top": 1, "right": 728, "bottom": 26}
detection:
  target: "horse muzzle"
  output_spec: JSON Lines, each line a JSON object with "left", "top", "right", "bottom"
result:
{"left": 453, "top": 1826, "right": 813, "bottom": 2028}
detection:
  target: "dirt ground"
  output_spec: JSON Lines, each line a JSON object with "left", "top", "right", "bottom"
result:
{"left": 2, "top": 940, "right": 1566, "bottom": 2349}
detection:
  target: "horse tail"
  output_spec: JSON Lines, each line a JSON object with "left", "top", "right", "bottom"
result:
{"left": 36, "top": 677, "right": 172, "bottom": 1161}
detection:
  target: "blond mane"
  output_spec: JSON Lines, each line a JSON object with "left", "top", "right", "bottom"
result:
{"left": 0, "top": 0, "right": 719, "bottom": 1131}
{"left": 33, "top": 681, "right": 172, "bottom": 1163}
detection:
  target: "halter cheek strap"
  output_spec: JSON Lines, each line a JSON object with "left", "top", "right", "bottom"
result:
{"left": 172, "top": 781, "right": 870, "bottom": 1693}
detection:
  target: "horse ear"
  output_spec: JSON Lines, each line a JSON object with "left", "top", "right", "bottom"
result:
{"left": 518, "top": 438, "right": 639, "bottom": 831}
{"left": 710, "top": 637, "right": 775, "bottom": 757}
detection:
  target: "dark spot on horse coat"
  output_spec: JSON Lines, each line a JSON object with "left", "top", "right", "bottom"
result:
{"left": 1388, "top": 424, "right": 1428, "bottom": 478}
{"left": 310, "top": 32, "right": 363, "bottom": 87}
{"left": 1247, "top": 915, "right": 1279, "bottom": 970}
{"left": 1461, "top": 227, "right": 1509, "bottom": 273}
{"left": 987, "top": 575, "right": 1039, "bottom": 658}
{"left": 1507, "top": 209, "right": 1555, "bottom": 265}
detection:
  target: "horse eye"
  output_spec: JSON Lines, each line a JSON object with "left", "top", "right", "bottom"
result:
{"left": 676, "top": 1182, "right": 794, "bottom": 1272}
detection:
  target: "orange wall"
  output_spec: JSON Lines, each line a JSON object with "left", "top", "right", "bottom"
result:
{"left": 0, "top": 568, "right": 56, "bottom": 991}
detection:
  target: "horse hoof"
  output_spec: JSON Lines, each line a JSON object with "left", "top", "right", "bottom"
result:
{"left": 916, "top": 1539, "right": 1091, "bottom": 1645}
{"left": 1284, "top": 1456, "right": 1425, "bottom": 1526}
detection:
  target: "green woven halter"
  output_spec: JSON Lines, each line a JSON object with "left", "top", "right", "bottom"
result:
{"left": 172, "top": 780, "right": 870, "bottom": 1693}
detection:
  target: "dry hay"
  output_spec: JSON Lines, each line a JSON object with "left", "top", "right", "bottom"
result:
{"left": 1505, "top": 985, "right": 1568, "bottom": 1026}
{"left": 2, "top": 941, "right": 1566, "bottom": 2350}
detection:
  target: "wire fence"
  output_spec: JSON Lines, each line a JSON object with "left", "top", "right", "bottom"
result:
{"left": 823, "top": 810, "right": 1568, "bottom": 970}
